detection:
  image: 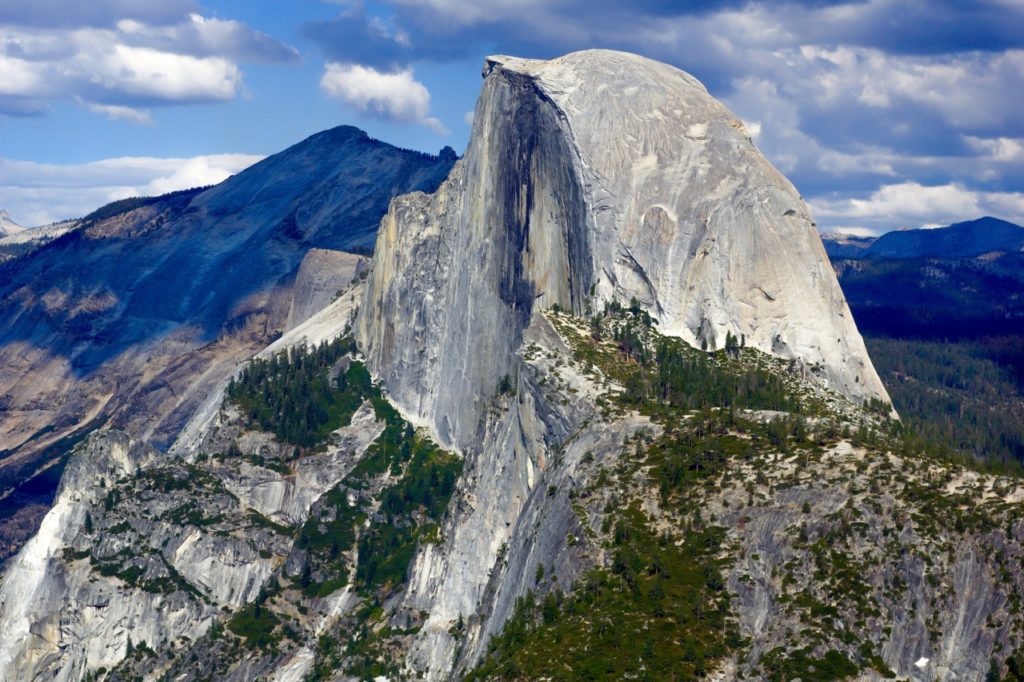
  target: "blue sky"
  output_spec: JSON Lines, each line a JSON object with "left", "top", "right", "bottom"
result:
{"left": 1, "top": 0, "right": 1022, "bottom": 234}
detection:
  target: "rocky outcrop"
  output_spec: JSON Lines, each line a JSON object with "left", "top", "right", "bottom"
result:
{"left": 0, "top": 126, "right": 455, "bottom": 564}
{"left": 0, "top": 396, "right": 386, "bottom": 681}
{"left": 358, "top": 49, "right": 888, "bottom": 456}
{"left": 286, "top": 249, "right": 367, "bottom": 331}
{"left": 349, "top": 48, "right": 901, "bottom": 679}
{"left": 0, "top": 432, "right": 163, "bottom": 679}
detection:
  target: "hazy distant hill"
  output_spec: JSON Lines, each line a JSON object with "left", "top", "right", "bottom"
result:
{"left": 823, "top": 216, "right": 1024, "bottom": 260}
{"left": 825, "top": 215, "right": 1024, "bottom": 471}
{"left": 0, "top": 211, "right": 25, "bottom": 238}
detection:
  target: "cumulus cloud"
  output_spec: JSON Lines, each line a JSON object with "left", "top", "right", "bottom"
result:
{"left": 0, "top": 7, "right": 297, "bottom": 117}
{"left": 0, "top": 154, "right": 263, "bottom": 227}
{"left": 303, "top": 0, "right": 1024, "bottom": 232}
{"left": 320, "top": 62, "right": 448, "bottom": 134}
{"left": 811, "top": 182, "right": 1024, "bottom": 234}
{"left": 965, "top": 135, "right": 1024, "bottom": 163}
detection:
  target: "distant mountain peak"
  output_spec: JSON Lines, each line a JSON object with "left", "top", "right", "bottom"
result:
{"left": 823, "top": 216, "right": 1024, "bottom": 260}
{"left": 867, "top": 216, "right": 1023, "bottom": 260}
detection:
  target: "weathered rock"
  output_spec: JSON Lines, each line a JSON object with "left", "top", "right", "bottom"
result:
{"left": 358, "top": 49, "right": 888, "bottom": 458}
{"left": 286, "top": 249, "right": 368, "bottom": 331}
{"left": 0, "top": 127, "right": 455, "bottom": 558}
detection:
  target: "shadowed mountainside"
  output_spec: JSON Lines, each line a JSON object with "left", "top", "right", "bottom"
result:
{"left": 0, "top": 126, "right": 456, "bottom": 562}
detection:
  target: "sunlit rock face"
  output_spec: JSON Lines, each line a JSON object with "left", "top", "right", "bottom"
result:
{"left": 351, "top": 49, "right": 894, "bottom": 678}
{"left": 285, "top": 248, "right": 367, "bottom": 331}
{"left": 358, "top": 49, "right": 889, "bottom": 453}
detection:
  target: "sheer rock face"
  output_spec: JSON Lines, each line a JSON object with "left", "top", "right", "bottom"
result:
{"left": 358, "top": 49, "right": 888, "bottom": 453}
{"left": 0, "top": 432, "right": 166, "bottom": 680}
{"left": 285, "top": 249, "right": 367, "bottom": 331}
{"left": 354, "top": 49, "right": 894, "bottom": 678}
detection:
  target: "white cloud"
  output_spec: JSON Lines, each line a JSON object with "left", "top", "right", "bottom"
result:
{"left": 780, "top": 46, "right": 1024, "bottom": 133}
{"left": 82, "top": 44, "right": 242, "bottom": 103}
{"left": 142, "top": 154, "right": 260, "bottom": 195}
{"left": 320, "top": 62, "right": 448, "bottom": 134}
{"left": 824, "top": 226, "right": 877, "bottom": 238}
{"left": 811, "top": 182, "right": 1024, "bottom": 233}
{"left": 0, "top": 55, "right": 49, "bottom": 96}
{"left": 76, "top": 98, "right": 152, "bottom": 125}
{"left": 0, "top": 10, "right": 296, "bottom": 117}
{"left": 965, "top": 135, "right": 1024, "bottom": 163}
{"left": 0, "top": 154, "right": 263, "bottom": 226}
{"left": 115, "top": 13, "right": 299, "bottom": 63}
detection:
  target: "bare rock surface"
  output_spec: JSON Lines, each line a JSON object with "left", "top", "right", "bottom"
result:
{"left": 286, "top": 249, "right": 367, "bottom": 331}
{"left": 358, "top": 49, "right": 888, "bottom": 458}
{"left": 0, "top": 127, "right": 454, "bottom": 564}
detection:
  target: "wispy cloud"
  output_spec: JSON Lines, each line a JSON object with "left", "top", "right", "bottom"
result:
{"left": 0, "top": 154, "right": 263, "bottom": 227}
{"left": 76, "top": 98, "right": 153, "bottom": 125}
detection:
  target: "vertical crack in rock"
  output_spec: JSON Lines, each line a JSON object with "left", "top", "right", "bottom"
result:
{"left": 354, "top": 49, "right": 896, "bottom": 678}
{"left": 356, "top": 57, "right": 597, "bottom": 453}
{"left": 359, "top": 50, "right": 889, "bottom": 458}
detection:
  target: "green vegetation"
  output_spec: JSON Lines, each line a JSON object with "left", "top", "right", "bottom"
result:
{"left": 868, "top": 337, "right": 1024, "bottom": 474}
{"left": 358, "top": 439, "right": 461, "bottom": 591}
{"left": 471, "top": 308, "right": 811, "bottom": 679}
{"left": 226, "top": 337, "right": 370, "bottom": 448}
{"left": 295, "top": 376, "right": 463, "bottom": 677}
{"left": 761, "top": 647, "right": 859, "bottom": 682}
{"left": 469, "top": 306, "right": 917, "bottom": 680}
{"left": 289, "top": 376, "right": 462, "bottom": 605}
{"left": 469, "top": 503, "right": 738, "bottom": 680}
{"left": 227, "top": 601, "right": 281, "bottom": 650}
{"left": 550, "top": 302, "right": 813, "bottom": 417}
{"left": 295, "top": 396, "right": 463, "bottom": 598}
{"left": 294, "top": 482, "right": 359, "bottom": 597}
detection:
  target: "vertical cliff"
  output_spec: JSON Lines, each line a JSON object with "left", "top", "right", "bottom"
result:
{"left": 11, "top": 51, "right": 1014, "bottom": 682}
{"left": 353, "top": 49, "right": 899, "bottom": 678}
{"left": 357, "top": 49, "right": 888, "bottom": 456}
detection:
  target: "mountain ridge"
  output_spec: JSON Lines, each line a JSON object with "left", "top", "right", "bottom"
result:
{"left": 823, "top": 216, "right": 1024, "bottom": 260}
{"left": 1, "top": 50, "right": 1021, "bottom": 682}
{"left": 0, "top": 210, "right": 25, "bottom": 238}
{"left": 0, "top": 124, "right": 456, "bottom": 565}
